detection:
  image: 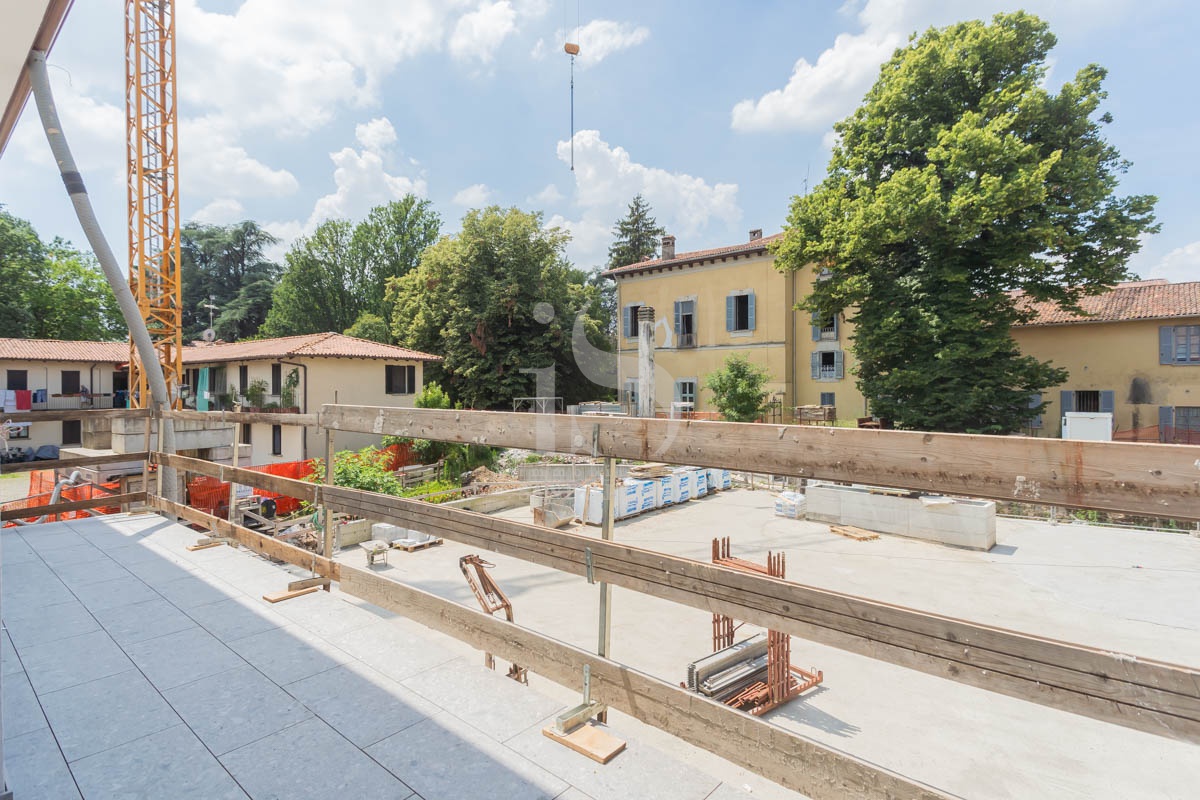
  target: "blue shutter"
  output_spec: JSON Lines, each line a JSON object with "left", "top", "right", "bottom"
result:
{"left": 726, "top": 296, "right": 735, "bottom": 332}
{"left": 811, "top": 313, "right": 820, "bottom": 341}
{"left": 674, "top": 301, "right": 682, "bottom": 337}
{"left": 810, "top": 352, "right": 819, "bottom": 380}
{"left": 831, "top": 314, "right": 839, "bottom": 340}
{"left": 1028, "top": 393, "right": 1042, "bottom": 429}
{"left": 833, "top": 350, "right": 844, "bottom": 380}
{"left": 1160, "top": 326, "right": 1174, "bottom": 364}
{"left": 747, "top": 293, "right": 756, "bottom": 331}
{"left": 1060, "top": 391, "right": 1075, "bottom": 414}
{"left": 1099, "top": 390, "right": 1115, "bottom": 414}
{"left": 1159, "top": 406, "right": 1175, "bottom": 442}
{"left": 622, "top": 306, "right": 632, "bottom": 339}
{"left": 674, "top": 380, "right": 681, "bottom": 402}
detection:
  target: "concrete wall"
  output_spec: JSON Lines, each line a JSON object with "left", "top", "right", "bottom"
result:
{"left": 515, "top": 462, "right": 634, "bottom": 483}
{"left": 806, "top": 483, "right": 996, "bottom": 550}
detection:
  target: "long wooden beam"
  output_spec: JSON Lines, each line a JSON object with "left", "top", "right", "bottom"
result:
{"left": 2, "top": 492, "right": 145, "bottom": 521}
{"left": 0, "top": 451, "right": 150, "bottom": 475}
{"left": 151, "top": 452, "right": 318, "bottom": 504}
{"left": 146, "top": 497, "right": 948, "bottom": 799}
{"left": 1, "top": 407, "right": 151, "bottom": 423}
{"left": 163, "top": 409, "right": 318, "bottom": 427}
{"left": 320, "top": 406, "right": 1200, "bottom": 519}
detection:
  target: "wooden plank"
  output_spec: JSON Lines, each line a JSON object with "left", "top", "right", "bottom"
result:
{"left": 288, "top": 577, "right": 331, "bottom": 591}
{"left": 0, "top": 408, "right": 151, "bottom": 424}
{"left": 151, "top": 451, "right": 318, "bottom": 504}
{"left": 338, "top": 565, "right": 951, "bottom": 800}
{"left": 0, "top": 451, "right": 150, "bottom": 475}
{"left": 1, "top": 492, "right": 144, "bottom": 521}
{"left": 542, "top": 723, "right": 626, "bottom": 764}
{"left": 147, "top": 496, "right": 338, "bottom": 580}
{"left": 830, "top": 525, "right": 880, "bottom": 541}
{"left": 164, "top": 409, "right": 319, "bottom": 427}
{"left": 320, "top": 483, "right": 1200, "bottom": 739}
{"left": 319, "top": 405, "right": 1200, "bottom": 519}
{"left": 263, "top": 586, "right": 320, "bottom": 603}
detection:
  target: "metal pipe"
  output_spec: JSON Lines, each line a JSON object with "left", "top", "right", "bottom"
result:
{"left": 9, "top": 470, "right": 88, "bottom": 526}
{"left": 27, "top": 50, "right": 176, "bottom": 500}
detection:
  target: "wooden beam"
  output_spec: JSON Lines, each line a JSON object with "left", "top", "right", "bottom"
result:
{"left": 163, "top": 409, "right": 318, "bottom": 427}
{"left": 1, "top": 492, "right": 145, "bottom": 521}
{"left": 148, "top": 496, "right": 338, "bottom": 580}
{"left": 338, "top": 565, "right": 951, "bottom": 800}
{"left": 1, "top": 408, "right": 151, "bottom": 423}
{"left": 0, "top": 451, "right": 150, "bottom": 475}
{"left": 151, "top": 451, "right": 318, "bottom": 504}
{"left": 321, "top": 483, "right": 1200, "bottom": 741}
{"left": 319, "top": 406, "right": 1200, "bottom": 519}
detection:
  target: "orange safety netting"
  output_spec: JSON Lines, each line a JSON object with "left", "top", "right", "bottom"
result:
{"left": 186, "top": 459, "right": 317, "bottom": 518}
{"left": 2, "top": 469, "right": 124, "bottom": 527}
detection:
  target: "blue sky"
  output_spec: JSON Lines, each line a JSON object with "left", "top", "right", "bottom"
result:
{"left": 2, "top": 0, "right": 1197, "bottom": 282}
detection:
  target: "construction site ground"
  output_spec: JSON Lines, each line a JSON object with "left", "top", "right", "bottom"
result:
{"left": 1, "top": 486, "right": 1196, "bottom": 798}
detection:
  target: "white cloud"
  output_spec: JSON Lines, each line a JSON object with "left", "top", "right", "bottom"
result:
{"left": 573, "top": 20, "right": 651, "bottom": 67}
{"left": 453, "top": 183, "right": 493, "bottom": 206}
{"left": 529, "top": 183, "right": 564, "bottom": 205}
{"left": 181, "top": 116, "right": 299, "bottom": 199}
{"left": 1150, "top": 241, "right": 1200, "bottom": 283}
{"left": 449, "top": 1, "right": 518, "bottom": 65}
{"left": 355, "top": 117, "right": 398, "bottom": 153}
{"left": 190, "top": 198, "right": 246, "bottom": 225}
{"left": 549, "top": 130, "right": 741, "bottom": 268}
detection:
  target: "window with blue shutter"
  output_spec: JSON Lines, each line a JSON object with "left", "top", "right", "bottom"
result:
{"left": 812, "top": 313, "right": 838, "bottom": 341}
{"left": 747, "top": 293, "right": 756, "bottom": 331}
{"left": 811, "top": 313, "right": 820, "bottom": 341}
{"left": 726, "top": 296, "right": 735, "bottom": 332}
{"left": 1099, "top": 390, "right": 1115, "bottom": 414}
{"left": 810, "top": 352, "right": 820, "bottom": 379}
{"left": 727, "top": 292, "right": 754, "bottom": 332}
{"left": 1060, "top": 391, "right": 1075, "bottom": 414}
{"left": 623, "top": 305, "right": 642, "bottom": 339}
{"left": 1162, "top": 325, "right": 1200, "bottom": 364}
{"left": 1027, "top": 393, "right": 1043, "bottom": 429}
{"left": 1159, "top": 406, "right": 1174, "bottom": 442}
{"left": 675, "top": 300, "right": 696, "bottom": 347}
{"left": 833, "top": 350, "right": 844, "bottom": 379}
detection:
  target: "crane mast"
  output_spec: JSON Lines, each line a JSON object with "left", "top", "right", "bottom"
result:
{"left": 125, "top": 0, "right": 182, "bottom": 409}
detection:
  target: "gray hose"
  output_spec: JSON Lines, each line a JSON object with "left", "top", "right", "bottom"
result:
{"left": 9, "top": 470, "right": 95, "bottom": 526}
{"left": 27, "top": 50, "right": 176, "bottom": 501}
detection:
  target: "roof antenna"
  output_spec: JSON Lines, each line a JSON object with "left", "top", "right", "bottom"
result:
{"left": 564, "top": 41, "right": 579, "bottom": 171}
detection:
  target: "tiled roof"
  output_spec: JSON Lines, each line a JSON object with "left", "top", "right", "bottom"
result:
{"left": 182, "top": 332, "right": 441, "bottom": 363}
{"left": 0, "top": 338, "right": 127, "bottom": 362}
{"left": 603, "top": 233, "right": 783, "bottom": 277}
{"left": 1014, "top": 279, "right": 1200, "bottom": 327}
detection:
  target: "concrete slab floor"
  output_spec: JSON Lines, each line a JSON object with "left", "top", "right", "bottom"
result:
{"left": 1, "top": 513, "right": 767, "bottom": 800}
{"left": 333, "top": 487, "right": 1200, "bottom": 800}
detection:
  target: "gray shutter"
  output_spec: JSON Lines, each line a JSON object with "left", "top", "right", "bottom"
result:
{"left": 1028, "top": 393, "right": 1042, "bottom": 428}
{"left": 1159, "top": 406, "right": 1175, "bottom": 442}
{"left": 1060, "top": 391, "right": 1074, "bottom": 414}
{"left": 726, "top": 296, "right": 735, "bottom": 331}
{"left": 747, "top": 293, "right": 756, "bottom": 331}
{"left": 831, "top": 314, "right": 839, "bottom": 339}
{"left": 833, "top": 350, "right": 844, "bottom": 379}
{"left": 810, "top": 352, "right": 819, "bottom": 380}
{"left": 1099, "top": 390, "right": 1115, "bottom": 414}
{"left": 1160, "top": 326, "right": 1174, "bottom": 364}
{"left": 674, "top": 301, "right": 682, "bottom": 337}
{"left": 811, "top": 312, "right": 820, "bottom": 341}
{"left": 622, "top": 306, "right": 631, "bottom": 338}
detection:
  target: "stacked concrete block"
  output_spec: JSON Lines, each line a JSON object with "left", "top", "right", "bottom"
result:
{"left": 805, "top": 482, "right": 995, "bottom": 550}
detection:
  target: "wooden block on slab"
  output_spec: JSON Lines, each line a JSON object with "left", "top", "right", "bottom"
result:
{"left": 542, "top": 722, "right": 627, "bottom": 764}
{"left": 262, "top": 585, "right": 320, "bottom": 604}
{"left": 830, "top": 524, "right": 880, "bottom": 541}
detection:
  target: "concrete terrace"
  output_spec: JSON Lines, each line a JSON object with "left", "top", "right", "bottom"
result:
{"left": 1, "top": 512, "right": 774, "bottom": 800}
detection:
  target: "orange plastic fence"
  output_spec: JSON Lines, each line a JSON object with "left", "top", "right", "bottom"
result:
{"left": 186, "top": 459, "right": 317, "bottom": 517}
{"left": 2, "top": 469, "right": 123, "bottom": 527}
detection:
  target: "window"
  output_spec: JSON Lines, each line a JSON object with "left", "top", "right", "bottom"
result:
{"left": 811, "top": 313, "right": 839, "bottom": 342}
{"left": 623, "top": 380, "right": 638, "bottom": 410}
{"left": 1161, "top": 325, "right": 1200, "bottom": 365}
{"left": 238, "top": 364, "right": 248, "bottom": 394}
{"left": 1060, "top": 390, "right": 1113, "bottom": 414}
{"left": 6, "top": 370, "right": 27, "bottom": 391}
{"left": 240, "top": 423, "right": 251, "bottom": 445}
{"left": 62, "top": 370, "right": 81, "bottom": 395}
{"left": 726, "top": 293, "right": 755, "bottom": 333}
{"left": 1177, "top": 407, "right": 1200, "bottom": 432}
{"left": 819, "top": 392, "right": 835, "bottom": 407}
{"left": 623, "top": 305, "right": 642, "bottom": 339}
{"left": 385, "top": 364, "right": 417, "bottom": 395}
{"left": 1026, "top": 393, "right": 1043, "bottom": 429}
{"left": 674, "top": 299, "right": 696, "bottom": 348}
{"left": 62, "top": 420, "right": 82, "bottom": 446}
{"left": 271, "top": 363, "right": 282, "bottom": 396}
{"left": 675, "top": 379, "right": 697, "bottom": 405}
{"left": 271, "top": 424, "right": 282, "bottom": 456}
{"left": 810, "top": 350, "right": 844, "bottom": 381}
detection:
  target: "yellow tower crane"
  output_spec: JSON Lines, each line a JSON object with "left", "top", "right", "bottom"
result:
{"left": 124, "top": 0, "right": 182, "bottom": 409}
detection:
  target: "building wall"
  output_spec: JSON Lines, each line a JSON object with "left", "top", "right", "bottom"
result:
{"left": 1012, "top": 317, "right": 1200, "bottom": 437}
{"left": 1, "top": 359, "right": 123, "bottom": 450}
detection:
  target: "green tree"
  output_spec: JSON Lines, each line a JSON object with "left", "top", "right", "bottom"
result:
{"left": 212, "top": 278, "right": 276, "bottom": 341}
{"left": 0, "top": 209, "right": 44, "bottom": 336}
{"left": 705, "top": 354, "right": 770, "bottom": 422}
{"left": 391, "top": 206, "right": 608, "bottom": 408}
{"left": 344, "top": 311, "right": 390, "bottom": 343}
{"left": 607, "top": 194, "right": 665, "bottom": 269}
{"left": 349, "top": 196, "right": 442, "bottom": 322}
{"left": 181, "top": 220, "right": 280, "bottom": 340}
{"left": 775, "top": 12, "right": 1158, "bottom": 433}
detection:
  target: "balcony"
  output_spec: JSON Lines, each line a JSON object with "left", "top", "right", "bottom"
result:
{"left": 27, "top": 393, "right": 117, "bottom": 411}
{"left": 677, "top": 332, "right": 697, "bottom": 349}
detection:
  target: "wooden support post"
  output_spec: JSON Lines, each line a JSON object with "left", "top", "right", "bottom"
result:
{"left": 228, "top": 424, "right": 239, "bottom": 525}
{"left": 142, "top": 416, "right": 151, "bottom": 502}
{"left": 597, "top": 455, "right": 615, "bottom": 723}
{"left": 322, "top": 427, "right": 335, "bottom": 584}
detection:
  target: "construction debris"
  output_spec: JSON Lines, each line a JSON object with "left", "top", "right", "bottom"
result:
{"left": 459, "top": 555, "right": 527, "bottom": 683}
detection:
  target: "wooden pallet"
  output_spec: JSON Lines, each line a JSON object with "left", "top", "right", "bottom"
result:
{"left": 830, "top": 524, "right": 880, "bottom": 541}
{"left": 392, "top": 537, "right": 444, "bottom": 553}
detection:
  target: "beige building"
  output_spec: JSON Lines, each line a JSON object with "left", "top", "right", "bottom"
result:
{"left": 1, "top": 333, "right": 440, "bottom": 461}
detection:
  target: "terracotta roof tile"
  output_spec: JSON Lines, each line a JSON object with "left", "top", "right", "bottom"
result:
{"left": 603, "top": 233, "right": 783, "bottom": 277}
{"left": 1014, "top": 279, "right": 1200, "bottom": 326}
{"left": 182, "top": 332, "right": 441, "bottom": 363}
{"left": 0, "top": 338, "right": 127, "bottom": 362}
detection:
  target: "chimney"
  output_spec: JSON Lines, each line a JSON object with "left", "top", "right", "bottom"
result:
{"left": 749, "top": 228, "right": 763, "bottom": 241}
{"left": 661, "top": 234, "right": 675, "bottom": 260}
{"left": 637, "top": 306, "right": 656, "bottom": 419}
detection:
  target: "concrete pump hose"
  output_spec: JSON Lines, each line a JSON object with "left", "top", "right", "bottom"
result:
{"left": 27, "top": 50, "right": 177, "bottom": 502}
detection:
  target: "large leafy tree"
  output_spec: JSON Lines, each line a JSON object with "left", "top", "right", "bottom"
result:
{"left": 607, "top": 194, "right": 665, "bottom": 269}
{"left": 181, "top": 220, "right": 280, "bottom": 340}
{"left": 390, "top": 207, "right": 608, "bottom": 408}
{"left": 705, "top": 354, "right": 771, "bottom": 422}
{"left": 0, "top": 209, "right": 47, "bottom": 336}
{"left": 349, "top": 196, "right": 442, "bottom": 322}
{"left": 776, "top": 12, "right": 1158, "bottom": 433}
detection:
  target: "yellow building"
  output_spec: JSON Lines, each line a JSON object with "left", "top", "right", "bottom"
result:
{"left": 607, "top": 233, "right": 1200, "bottom": 439}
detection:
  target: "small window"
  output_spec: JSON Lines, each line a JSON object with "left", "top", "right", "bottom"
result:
{"left": 1074, "top": 391, "right": 1100, "bottom": 413}
{"left": 271, "top": 363, "right": 282, "bottom": 396}
{"left": 810, "top": 350, "right": 844, "bottom": 381}
{"left": 271, "top": 424, "right": 282, "bottom": 456}
{"left": 238, "top": 364, "right": 248, "bottom": 393}
{"left": 240, "top": 423, "right": 251, "bottom": 445}
{"left": 675, "top": 379, "right": 697, "bottom": 405}
{"left": 385, "top": 364, "right": 417, "bottom": 395}
{"left": 819, "top": 392, "right": 835, "bottom": 407}
{"left": 675, "top": 299, "right": 696, "bottom": 348}
{"left": 727, "top": 293, "right": 755, "bottom": 333}
{"left": 62, "top": 419, "right": 82, "bottom": 446}
{"left": 624, "top": 305, "right": 642, "bottom": 339}
{"left": 1173, "top": 326, "right": 1200, "bottom": 364}
{"left": 1177, "top": 406, "right": 1200, "bottom": 432}
{"left": 6, "top": 370, "right": 28, "bottom": 391}
{"left": 62, "top": 370, "right": 81, "bottom": 395}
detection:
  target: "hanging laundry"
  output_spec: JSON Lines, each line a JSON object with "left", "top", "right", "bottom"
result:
{"left": 14, "top": 390, "right": 32, "bottom": 410}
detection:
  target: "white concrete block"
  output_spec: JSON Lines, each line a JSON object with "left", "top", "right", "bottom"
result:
{"left": 805, "top": 484, "right": 995, "bottom": 550}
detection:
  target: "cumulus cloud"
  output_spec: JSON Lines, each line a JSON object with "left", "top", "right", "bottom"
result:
{"left": 355, "top": 117, "right": 398, "bottom": 153}
{"left": 449, "top": 1, "right": 518, "bottom": 65}
{"left": 453, "top": 183, "right": 493, "bottom": 206}
{"left": 181, "top": 116, "right": 299, "bottom": 199}
{"left": 549, "top": 130, "right": 741, "bottom": 268}
{"left": 1150, "top": 241, "right": 1200, "bottom": 283}
{"left": 529, "top": 183, "right": 564, "bottom": 205}
{"left": 190, "top": 198, "right": 246, "bottom": 225}
{"left": 532, "top": 19, "right": 650, "bottom": 66}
